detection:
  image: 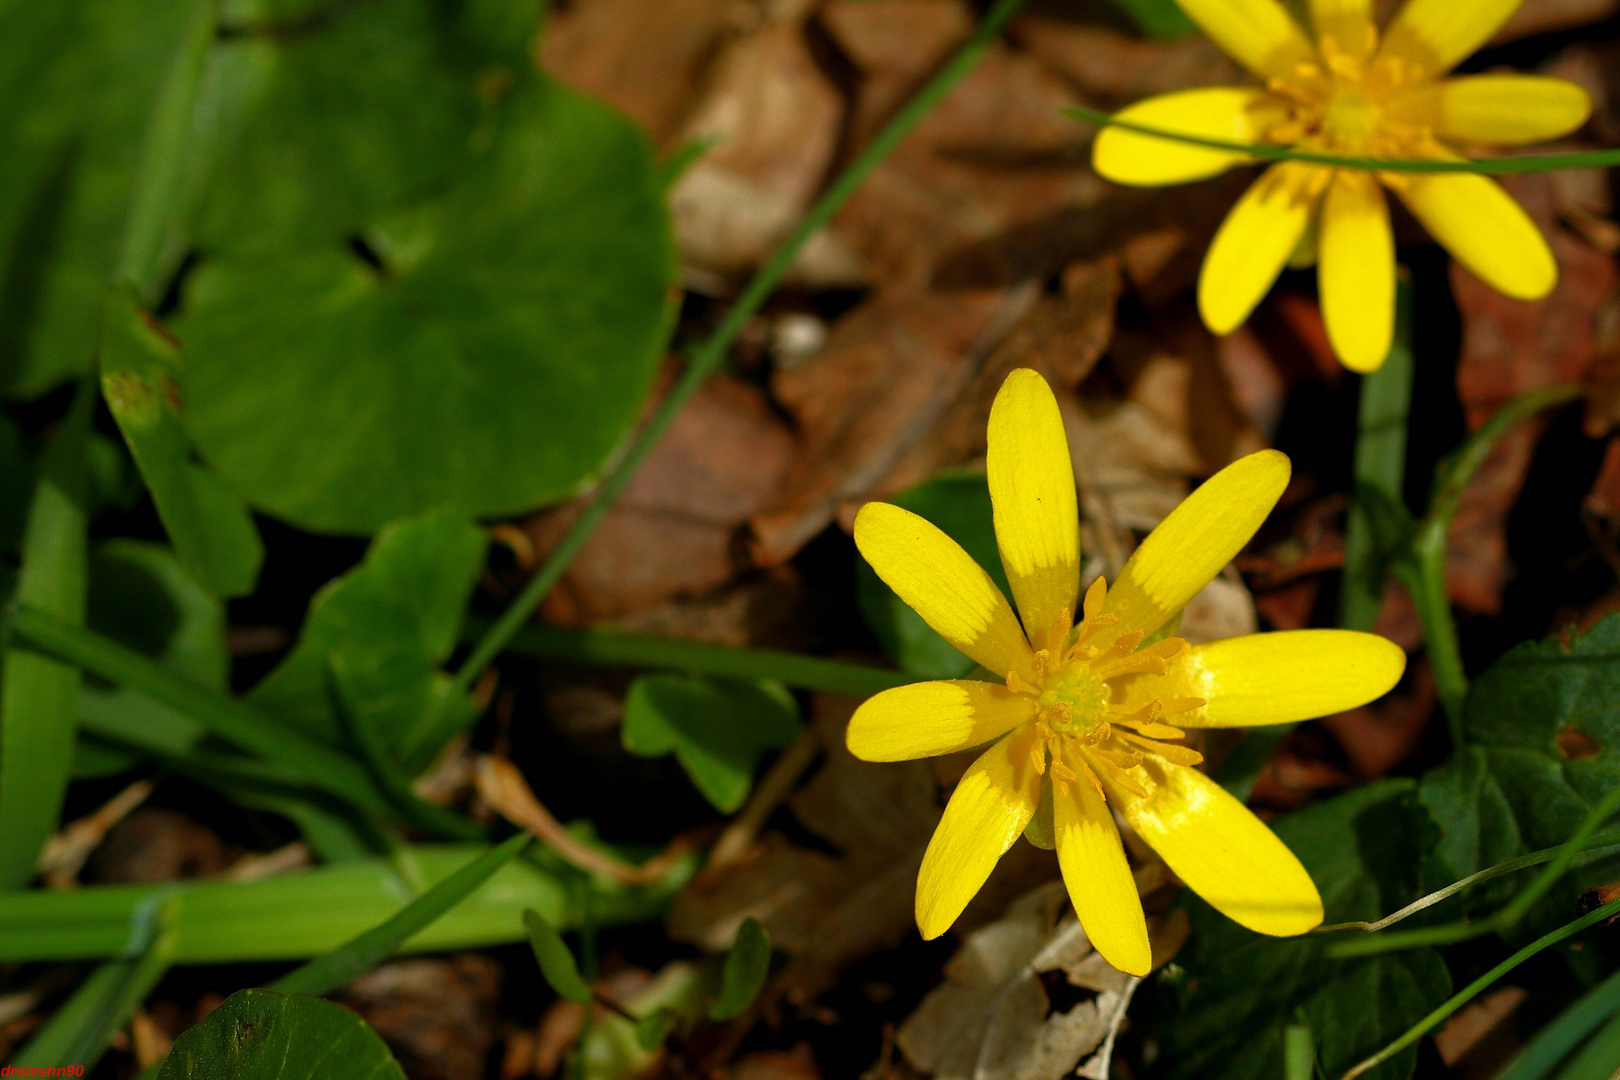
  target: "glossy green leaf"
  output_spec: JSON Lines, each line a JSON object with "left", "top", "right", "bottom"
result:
{"left": 709, "top": 917, "right": 770, "bottom": 1021}
{"left": 157, "top": 989, "right": 406, "bottom": 1080}
{"left": 178, "top": 76, "right": 676, "bottom": 533}
{"left": 248, "top": 510, "right": 486, "bottom": 771}
{"left": 192, "top": 0, "right": 478, "bottom": 254}
{"left": 272, "top": 833, "right": 530, "bottom": 997}
{"left": 0, "top": 0, "right": 197, "bottom": 396}
{"left": 525, "top": 908, "right": 593, "bottom": 1005}
{"left": 0, "top": 384, "right": 92, "bottom": 888}
{"left": 0, "top": 842, "right": 693, "bottom": 964}
{"left": 1161, "top": 781, "right": 1450, "bottom": 1080}
{"left": 855, "top": 471, "right": 1011, "bottom": 679}
{"left": 74, "top": 539, "right": 226, "bottom": 777}
{"left": 1419, "top": 615, "right": 1620, "bottom": 921}
{"left": 100, "top": 285, "right": 263, "bottom": 598}
{"left": 621, "top": 676, "right": 800, "bottom": 813}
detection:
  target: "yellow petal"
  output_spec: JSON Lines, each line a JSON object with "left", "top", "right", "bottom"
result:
{"left": 1112, "top": 629, "right": 1407, "bottom": 727}
{"left": 1392, "top": 170, "right": 1556, "bottom": 300}
{"left": 987, "top": 369, "right": 1080, "bottom": 651}
{"left": 1174, "top": 0, "right": 1315, "bottom": 79}
{"left": 1104, "top": 755, "right": 1323, "bottom": 936}
{"left": 1056, "top": 747, "right": 1151, "bottom": 976}
{"left": 1309, "top": 0, "right": 1375, "bottom": 67}
{"left": 916, "top": 726, "right": 1043, "bottom": 939}
{"left": 1102, "top": 450, "right": 1290, "bottom": 643}
{"left": 1092, "top": 88, "right": 1272, "bottom": 187}
{"left": 1198, "top": 162, "right": 1329, "bottom": 335}
{"left": 1385, "top": 75, "right": 1593, "bottom": 146}
{"left": 1377, "top": 0, "right": 1526, "bottom": 79}
{"left": 847, "top": 680, "right": 1037, "bottom": 762}
{"left": 1319, "top": 170, "right": 1394, "bottom": 373}
{"left": 855, "top": 501, "right": 1036, "bottom": 681}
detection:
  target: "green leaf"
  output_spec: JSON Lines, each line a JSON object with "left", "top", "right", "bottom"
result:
{"left": 633, "top": 1008, "right": 672, "bottom": 1051}
{"left": 525, "top": 908, "right": 593, "bottom": 1005}
{"left": 248, "top": 509, "right": 486, "bottom": 771}
{"left": 157, "top": 989, "right": 406, "bottom": 1080}
{"left": 0, "top": 383, "right": 92, "bottom": 888}
{"left": 1419, "top": 615, "right": 1620, "bottom": 918}
{"left": 271, "top": 833, "right": 530, "bottom": 997}
{"left": 709, "top": 917, "right": 770, "bottom": 1021}
{"left": 0, "top": 0, "right": 198, "bottom": 395}
{"left": 0, "top": 841, "right": 692, "bottom": 964}
{"left": 74, "top": 539, "right": 227, "bottom": 777}
{"left": 192, "top": 0, "right": 478, "bottom": 254}
{"left": 1499, "top": 966, "right": 1620, "bottom": 1080}
{"left": 100, "top": 285, "right": 263, "bottom": 598}
{"left": 1161, "top": 781, "right": 1451, "bottom": 1080}
{"left": 177, "top": 76, "right": 676, "bottom": 533}
{"left": 621, "top": 675, "right": 800, "bottom": 813}
{"left": 855, "top": 471, "right": 1010, "bottom": 679}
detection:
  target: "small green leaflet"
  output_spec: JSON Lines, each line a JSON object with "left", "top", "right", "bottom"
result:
{"left": 621, "top": 675, "right": 800, "bottom": 813}
{"left": 525, "top": 908, "right": 593, "bottom": 1005}
{"left": 157, "top": 989, "right": 406, "bottom": 1080}
{"left": 710, "top": 917, "right": 771, "bottom": 1021}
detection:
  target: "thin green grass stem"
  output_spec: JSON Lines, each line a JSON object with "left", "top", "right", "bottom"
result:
{"left": 1497, "top": 966, "right": 1620, "bottom": 1080}
{"left": 452, "top": 0, "right": 1032, "bottom": 694}
{"left": 1327, "top": 782, "right": 1620, "bottom": 959}
{"left": 1064, "top": 106, "right": 1620, "bottom": 175}
{"left": 468, "top": 619, "right": 908, "bottom": 696}
{"left": 1339, "top": 278, "right": 1414, "bottom": 632}
{"left": 1339, "top": 896, "right": 1620, "bottom": 1080}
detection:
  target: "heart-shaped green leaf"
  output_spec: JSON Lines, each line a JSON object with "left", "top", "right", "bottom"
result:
{"left": 157, "top": 989, "right": 406, "bottom": 1080}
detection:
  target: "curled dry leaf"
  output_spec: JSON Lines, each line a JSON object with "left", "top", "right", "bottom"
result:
{"left": 896, "top": 882, "right": 1180, "bottom": 1080}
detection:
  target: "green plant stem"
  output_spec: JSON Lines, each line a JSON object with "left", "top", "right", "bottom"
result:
{"left": 6, "top": 603, "right": 392, "bottom": 816}
{"left": 1327, "top": 780, "right": 1620, "bottom": 959}
{"left": 452, "top": 0, "right": 1032, "bottom": 695}
{"left": 1316, "top": 831, "right": 1620, "bottom": 935}
{"left": 270, "top": 833, "right": 530, "bottom": 997}
{"left": 470, "top": 620, "right": 908, "bottom": 696}
{"left": 1339, "top": 279, "right": 1414, "bottom": 632}
{"left": 1404, "top": 383, "right": 1585, "bottom": 737}
{"left": 1339, "top": 896, "right": 1620, "bottom": 1080}
{"left": 1064, "top": 105, "right": 1620, "bottom": 175}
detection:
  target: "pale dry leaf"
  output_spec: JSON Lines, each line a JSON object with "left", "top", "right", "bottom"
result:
{"left": 896, "top": 883, "right": 1139, "bottom": 1080}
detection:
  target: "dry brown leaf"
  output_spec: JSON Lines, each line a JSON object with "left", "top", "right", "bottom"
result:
{"left": 1493, "top": 0, "right": 1620, "bottom": 43}
{"left": 1008, "top": 15, "right": 1243, "bottom": 106}
{"left": 749, "top": 286, "right": 1024, "bottom": 564}
{"left": 670, "top": 19, "right": 864, "bottom": 285}
{"left": 527, "top": 369, "right": 795, "bottom": 622}
{"left": 895, "top": 882, "right": 1143, "bottom": 1080}
{"left": 540, "top": 0, "right": 743, "bottom": 145}
{"left": 1449, "top": 174, "right": 1616, "bottom": 613}
{"left": 337, "top": 956, "right": 502, "bottom": 1080}
{"left": 820, "top": 0, "right": 974, "bottom": 146}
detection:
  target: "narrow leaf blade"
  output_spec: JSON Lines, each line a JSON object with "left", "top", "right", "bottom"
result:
{"left": 524, "top": 908, "right": 592, "bottom": 1005}
{"left": 709, "top": 917, "right": 770, "bottom": 1021}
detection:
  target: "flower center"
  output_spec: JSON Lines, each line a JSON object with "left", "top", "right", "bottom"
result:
{"left": 1321, "top": 89, "right": 1381, "bottom": 150}
{"left": 1039, "top": 664, "right": 1107, "bottom": 737}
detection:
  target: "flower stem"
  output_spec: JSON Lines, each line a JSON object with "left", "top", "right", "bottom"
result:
{"left": 451, "top": 0, "right": 1032, "bottom": 695}
{"left": 1339, "top": 276, "right": 1414, "bottom": 632}
{"left": 1401, "top": 383, "right": 1584, "bottom": 739}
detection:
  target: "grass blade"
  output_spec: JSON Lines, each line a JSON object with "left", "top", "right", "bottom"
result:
{"left": 0, "top": 843, "right": 689, "bottom": 965}
{"left": 270, "top": 833, "right": 531, "bottom": 996}
{"left": 11, "top": 896, "right": 178, "bottom": 1071}
{"left": 524, "top": 908, "right": 592, "bottom": 1004}
{"left": 1498, "top": 967, "right": 1620, "bottom": 1080}
{"left": 0, "top": 383, "right": 93, "bottom": 888}
{"left": 7, "top": 603, "right": 391, "bottom": 815}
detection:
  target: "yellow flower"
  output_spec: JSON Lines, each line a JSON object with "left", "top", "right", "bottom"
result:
{"left": 1090, "top": 0, "right": 1592, "bottom": 372}
{"left": 848, "top": 369, "right": 1406, "bottom": 976}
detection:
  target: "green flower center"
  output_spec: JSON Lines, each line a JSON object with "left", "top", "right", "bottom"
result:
{"left": 1039, "top": 664, "right": 1107, "bottom": 737}
{"left": 1321, "top": 90, "right": 1381, "bottom": 150}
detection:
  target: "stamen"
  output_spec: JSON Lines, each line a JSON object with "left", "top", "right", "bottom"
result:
{"left": 1091, "top": 742, "right": 1144, "bottom": 770}
{"left": 1032, "top": 648, "right": 1052, "bottom": 680}
{"left": 1042, "top": 606, "right": 1073, "bottom": 655}
{"left": 1119, "top": 730, "right": 1204, "bottom": 767}
{"left": 1080, "top": 719, "right": 1111, "bottom": 746}
{"left": 1158, "top": 697, "right": 1206, "bottom": 717}
{"left": 1081, "top": 576, "right": 1107, "bottom": 621}
{"left": 1050, "top": 758, "right": 1078, "bottom": 784}
{"left": 1090, "top": 755, "right": 1147, "bottom": 799}
{"left": 1095, "top": 637, "right": 1187, "bottom": 680}
{"left": 1043, "top": 702, "right": 1072, "bottom": 731}
{"left": 1029, "top": 739, "right": 1047, "bottom": 776}
{"left": 1006, "top": 670, "right": 1038, "bottom": 696}
{"left": 1105, "top": 700, "right": 1163, "bottom": 725}
{"left": 1063, "top": 641, "right": 1100, "bottom": 665}
{"left": 1099, "top": 629, "right": 1145, "bottom": 663}
{"left": 1072, "top": 754, "right": 1106, "bottom": 801}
